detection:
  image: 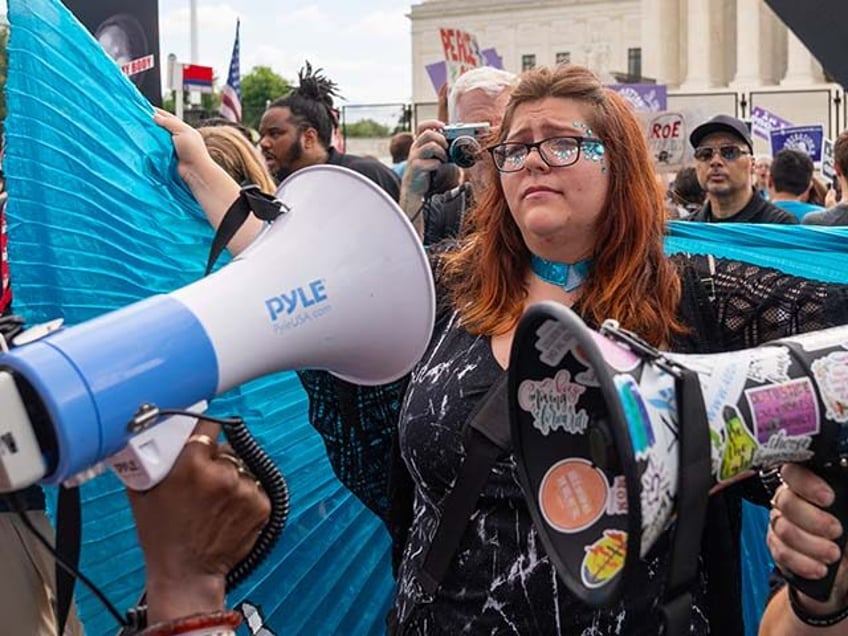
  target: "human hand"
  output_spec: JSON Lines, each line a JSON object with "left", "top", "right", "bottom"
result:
{"left": 826, "top": 185, "right": 839, "bottom": 209}
{"left": 403, "top": 119, "right": 449, "bottom": 196}
{"left": 768, "top": 463, "right": 848, "bottom": 616}
{"left": 153, "top": 109, "right": 231, "bottom": 189}
{"left": 128, "top": 419, "right": 271, "bottom": 623}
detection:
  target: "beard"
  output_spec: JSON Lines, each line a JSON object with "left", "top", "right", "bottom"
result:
{"left": 274, "top": 136, "right": 304, "bottom": 183}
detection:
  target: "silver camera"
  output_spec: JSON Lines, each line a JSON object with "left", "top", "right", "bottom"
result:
{"left": 443, "top": 122, "right": 491, "bottom": 169}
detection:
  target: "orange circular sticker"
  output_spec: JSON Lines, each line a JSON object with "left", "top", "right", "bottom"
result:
{"left": 539, "top": 458, "right": 609, "bottom": 533}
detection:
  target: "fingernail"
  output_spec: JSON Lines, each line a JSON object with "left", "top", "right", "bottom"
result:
{"left": 831, "top": 521, "right": 844, "bottom": 540}
{"left": 815, "top": 563, "right": 828, "bottom": 578}
{"left": 818, "top": 488, "right": 835, "bottom": 507}
{"left": 828, "top": 546, "right": 842, "bottom": 564}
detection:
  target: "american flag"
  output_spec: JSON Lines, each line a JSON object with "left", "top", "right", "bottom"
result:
{"left": 219, "top": 20, "right": 242, "bottom": 123}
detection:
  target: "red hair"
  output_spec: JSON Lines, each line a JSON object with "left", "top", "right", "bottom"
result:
{"left": 441, "top": 65, "right": 684, "bottom": 347}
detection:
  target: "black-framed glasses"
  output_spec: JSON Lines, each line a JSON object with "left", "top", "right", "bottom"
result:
{"left": 693, "top": 145, "right": 751, "bottom": 162}
{"left": 488, "top": 135, "right": 605, "bottom": 173}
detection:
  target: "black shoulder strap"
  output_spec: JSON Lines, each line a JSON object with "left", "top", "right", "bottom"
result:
{"left": 660, "top": 369, "right": 712, "bottom": 634}
{"left": 204, "top": 185, "right": 288, "bottom": 276}
{"left": 55, "top": 485, "right": 81, "bottom": 635}
{"left": 418, "top": 371, "right": 509, "bottom": 595}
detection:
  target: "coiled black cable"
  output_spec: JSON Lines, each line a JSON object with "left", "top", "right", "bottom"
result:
{"left": 157, "top": 410, "right": 290, "bottom": 590}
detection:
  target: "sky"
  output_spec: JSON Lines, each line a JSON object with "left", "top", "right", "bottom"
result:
{"left": 1, "top": 0, "right": 418, "bottom": 104}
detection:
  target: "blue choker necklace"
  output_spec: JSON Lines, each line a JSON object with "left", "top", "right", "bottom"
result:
{"left": 531, "top": 255, "right": 592, "bottom": 292}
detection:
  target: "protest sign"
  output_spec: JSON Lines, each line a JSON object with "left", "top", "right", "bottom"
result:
{"left": 426, "top": 47, "right": 502, "bottom": 95}
{"left": 439, "top": 27, "right": 485, "bottom": 86}
{"left": 608, "top": 84, "right": 667, "bottom": 112}
{"left": 639, "top": 111, "right": 688, "bottom": 172}
{"left": 822, "top": 139, "right": 836, "bottom": 179}
{"left": 769, "top": 125, "right": 825, "bottom": 163}
{"left": 750, "top": 106, "right": 793, "bottom": 141}
{"left": 64, "top": 0, "right": 161, "bottom": 106}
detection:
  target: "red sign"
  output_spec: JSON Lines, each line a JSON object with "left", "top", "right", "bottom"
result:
{"left": 182, "top": 64, "right": 214, "bottom": 86}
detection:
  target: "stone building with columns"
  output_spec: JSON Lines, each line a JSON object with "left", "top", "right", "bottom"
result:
{"left": 409, "top": 0, "right": 844, "bottom": 151}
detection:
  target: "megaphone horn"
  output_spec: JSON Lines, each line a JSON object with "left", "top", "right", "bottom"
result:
{"left": 509, "top": 301, "right": 848, "bottom": 607}
{"left": 0, "top": 165, "right": 435, "bottom": 491}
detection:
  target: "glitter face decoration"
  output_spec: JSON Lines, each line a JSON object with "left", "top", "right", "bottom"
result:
{"left": 574, "top": 122, "right": 606, "bottom": 173}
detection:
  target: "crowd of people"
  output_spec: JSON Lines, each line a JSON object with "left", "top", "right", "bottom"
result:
{"left": 3, "top": 58, "right": 848, "bottom": 636}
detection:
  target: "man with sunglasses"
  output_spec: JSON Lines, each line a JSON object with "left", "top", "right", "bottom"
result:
{"left": 688, "top": 114, "right": 797, "bottom": 224}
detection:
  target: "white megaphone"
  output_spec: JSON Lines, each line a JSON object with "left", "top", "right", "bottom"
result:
{"left": 0, "top": 165, "right": 435, "bottom": 492}
{"left": 509, "top": 302, "right": 848, "bottom": 607}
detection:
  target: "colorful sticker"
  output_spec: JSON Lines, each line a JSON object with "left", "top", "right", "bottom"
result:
{"left": 614, "top": 375, "right": 655, "bottom": 458}
{"left": 518, "top": 370, "right": 589, "bottom": 436}
{"left": 811, "top": 351, "right": 848, "bottom": 423}
{"left": 785, "top": 326, "right": 848, "bottom": 353}
{"left": 639, "top": 454, "right": 673, "bottom": 556}
{"left": 718, "top": 404, "right": 759, "bottom": 481}
{"left": 678, "top": 352, "right": 751, "bottom": 442}
{"left": 587, "top": 331, "right": 640, "bottom": 372}
{"left": 534, "top": 319, "right": 576, "bottom": 367}
{"left": 581, "top": 529, "right": 627, "bottom": 589}
{"left": 745, "top": 377, "right": 820, "bottom": 442}
{"left": 747, "top": 347, "right": 792, "bottom": 384}
{"left": 752, "top": 429, "right": 814, "bottom": 467}
{"left": 607, "top": 475, "right": 629, "bottom": 516}
{"left": 538, "top": 458, "right": 609, "bottom": 533}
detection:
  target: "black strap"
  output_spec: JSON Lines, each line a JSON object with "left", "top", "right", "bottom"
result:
{"left": 55, "top": 485, "right": 82, "bottom": 635}
{"left": 660, "top": 370, "right": 712, "bottom": 635}
{"left": 418, "top": 372, "right": 509, "bottom": 595}
{"left": 204, "top": 185, "right": 288, "bottom": 276}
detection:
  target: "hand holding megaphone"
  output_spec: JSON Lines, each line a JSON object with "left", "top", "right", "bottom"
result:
{"left": 768, "top": 463, "right": 848, "bottom": 619}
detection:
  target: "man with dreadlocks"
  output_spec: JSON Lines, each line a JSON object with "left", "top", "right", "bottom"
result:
{"left": 258, "top": 62, "right": 400, "bottom": 201}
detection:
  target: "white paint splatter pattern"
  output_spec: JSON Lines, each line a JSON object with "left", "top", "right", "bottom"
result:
{"left": 394, "top": 309, "right": 711, "bottom": 633}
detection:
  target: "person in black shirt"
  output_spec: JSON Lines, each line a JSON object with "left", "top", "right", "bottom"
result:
{"left": 257, "top": 62, "right": 400, "bottom": 201}
{"left": 688, "top": 114, "right": 797, "bottom": 224}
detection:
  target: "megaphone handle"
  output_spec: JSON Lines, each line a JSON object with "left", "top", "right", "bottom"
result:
{"left": 784, "top": 463, "right": 848, "bottom": 603}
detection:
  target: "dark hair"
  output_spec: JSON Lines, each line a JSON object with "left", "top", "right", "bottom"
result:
{"left": 770, "top": 148, "right": 813, "bottom": 196}
{"left": 671, "top": 166, "right": 705, "bottom": 208}
{"left": 834, "top": 130, "right": 848, "bottom": 179}
{"left": 268, "top": 62, "right": 342, "bottom": 148}
{"left": 389, "top": 132, "right": 414, "bottom": 163}
{"left": 429, "top": 163, "right": 462, "bottom": 195}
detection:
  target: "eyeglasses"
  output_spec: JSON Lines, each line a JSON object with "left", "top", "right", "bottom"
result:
{"left": 693, "top": 145, "right": 751, "bottom": 162}
{"left": 488, "top": 135, "right": 605, "bottom": 173}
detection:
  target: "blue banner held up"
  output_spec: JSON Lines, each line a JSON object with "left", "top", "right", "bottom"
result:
{"left": 769, "top": 124, "right": 825, "bottom": 163}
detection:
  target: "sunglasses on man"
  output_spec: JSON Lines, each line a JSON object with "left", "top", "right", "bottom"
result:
{"left": 693, "top": 145, "right": 751, "bottom": 162}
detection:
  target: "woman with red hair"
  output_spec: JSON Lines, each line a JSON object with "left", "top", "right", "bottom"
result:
{"left": 159, "top": 64, "right": 848, "bottom": 634}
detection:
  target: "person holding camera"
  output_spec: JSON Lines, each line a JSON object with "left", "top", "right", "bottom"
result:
{"left": 399, "top": 66, "right": 517, "bottom": 245}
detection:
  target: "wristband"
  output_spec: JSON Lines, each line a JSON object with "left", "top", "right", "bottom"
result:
{"left": 788, "top": 586, "right": 848, "bottom": 627}
{"left": 138, "top": 610, "right": 242, "bottom": 635}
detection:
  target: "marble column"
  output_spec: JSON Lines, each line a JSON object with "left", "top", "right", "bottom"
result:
{"left": 681, "top": 0, "right": 718, "bottom": 90}
{"left": 781, "top": 29, "right": 824, "bottom": 86}
{"left": 641, "top": 0, "right": 681, "bottom": 85}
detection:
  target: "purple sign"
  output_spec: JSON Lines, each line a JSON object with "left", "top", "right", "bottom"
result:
{"left": 425, "top": 47, "right": 503, "bottom": 95}
{"left": 607, "top": 84, "right": 667, "bottom": 112}
{"left": 770, "top": 125, "right": 825, "bottom": 163}
{"left": 750, "top": 106, "right": 794, "bottom": 141}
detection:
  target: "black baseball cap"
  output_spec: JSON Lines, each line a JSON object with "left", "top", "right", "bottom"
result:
{"left": 689, "top": 114, "right": 754, "bottom": 152}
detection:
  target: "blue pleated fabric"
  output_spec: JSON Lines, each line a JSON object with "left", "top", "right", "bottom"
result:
{"left": 5, "top": 1, "right": 393, "bottom": 635}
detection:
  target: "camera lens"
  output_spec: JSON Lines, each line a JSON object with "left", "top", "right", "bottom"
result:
{"left": 449, "top": 136, "right": 481, "bottom": 169}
